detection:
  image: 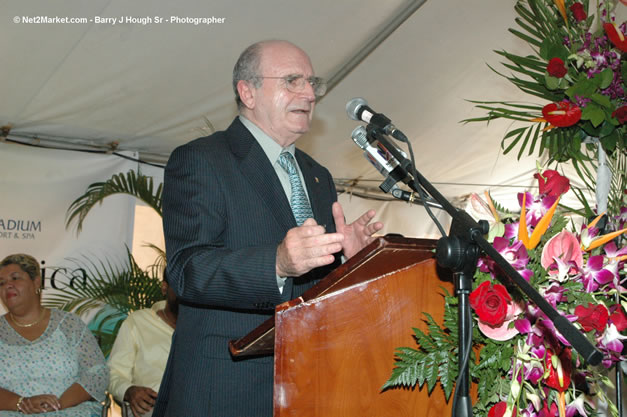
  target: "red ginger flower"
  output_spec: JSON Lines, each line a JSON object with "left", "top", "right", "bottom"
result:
{"left": 544, "top": 348, "right": 572, "bottom": 392}
{"left": 604, "top": 22, "right": 627, "bottom": 52}
{"left": 542, "top": 101, "right": 581, "bottom": 127}
{"left": 569, "top": 2, "right": 586, "bottom": 22}
{"left": 547, "top": 57, "right": 567, "bottom": 78}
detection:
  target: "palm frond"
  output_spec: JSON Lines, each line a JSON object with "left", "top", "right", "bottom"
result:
{"left": 43, "top": 247, "right": 163, "bottom": 316}
{"left": 143, "top": 242, "right": 167, "bottom": 277}
{"left": 66, "top": 170, "right": 163, "bottom": 234}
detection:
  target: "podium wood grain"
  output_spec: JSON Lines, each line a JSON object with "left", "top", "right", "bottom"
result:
{"left": 273, "top": 238, "right": 455, "bottom": 417}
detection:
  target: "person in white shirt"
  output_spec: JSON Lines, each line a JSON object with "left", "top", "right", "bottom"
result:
{"left": 108, "top": 276, "right": 178, "bottom": 417}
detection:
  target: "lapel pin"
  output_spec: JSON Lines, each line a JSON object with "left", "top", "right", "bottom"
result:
{"left": 315, "top": 177, "right": 319, "bottom": 183}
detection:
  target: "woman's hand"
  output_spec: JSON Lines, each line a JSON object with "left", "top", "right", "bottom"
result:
{"left": 18, "top": 394, "right": 61, "bottom": 414}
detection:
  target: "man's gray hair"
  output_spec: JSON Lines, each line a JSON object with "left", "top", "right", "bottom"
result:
{"left": 232, "top": 42, "right": 265, "bottom": 110}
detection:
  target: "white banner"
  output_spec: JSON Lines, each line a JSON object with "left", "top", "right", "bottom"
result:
{"left": 0, "top": 143, "right": 137, "bottom": 314}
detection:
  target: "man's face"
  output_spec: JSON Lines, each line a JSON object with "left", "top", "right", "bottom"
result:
{"left": 246, "top": 42, "right": 317, "bottom": 146}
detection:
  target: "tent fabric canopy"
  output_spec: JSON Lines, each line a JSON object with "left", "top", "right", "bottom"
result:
{"left": 3, "top": 0, "right": 620, "bottom": 237}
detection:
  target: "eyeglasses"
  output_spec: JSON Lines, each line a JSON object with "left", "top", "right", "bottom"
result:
{"left": 255, "top": 74, "right": 327, "bottom": 97}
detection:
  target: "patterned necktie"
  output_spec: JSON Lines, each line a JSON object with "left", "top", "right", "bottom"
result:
{"left": 278, "top": 151, "right": 314, "bottom": 226}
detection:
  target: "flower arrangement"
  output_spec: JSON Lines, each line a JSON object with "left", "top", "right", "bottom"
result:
{"left": 463, "top": 0, "right": 626, "bottom": 217}
{"left": 383, "top": 170, "right": 627, "bottom": 417}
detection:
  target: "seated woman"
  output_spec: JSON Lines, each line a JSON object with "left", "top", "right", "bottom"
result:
{"left": 0, "top": 253, "right": 108, "bottom": 416}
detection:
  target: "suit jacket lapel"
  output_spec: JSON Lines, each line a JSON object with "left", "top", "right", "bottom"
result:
{"left": 227, "top": 119, "right": 297, "bottom": 233}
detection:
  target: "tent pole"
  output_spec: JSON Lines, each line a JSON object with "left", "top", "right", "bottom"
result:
{"left": 321, "top": 0, "right": 428, "bottom": 99}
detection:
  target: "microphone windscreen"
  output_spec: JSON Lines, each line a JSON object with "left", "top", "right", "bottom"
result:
{"left": 346, "top": 97, "right": 367, "bottom": 121}
{"left": 351, "top": 126, "right": 368, "bottom": 149}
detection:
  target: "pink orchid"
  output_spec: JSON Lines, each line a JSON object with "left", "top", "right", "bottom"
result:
{"left": 540, "top": 283, "right": 567, "bottom": 307}
{"left": 478, "top": 301, "right": 524, "bottom": 341}
{"left": 548, "top": 257, "right": 580, "bottom": 282}
{"left": 603, "top": 241, "right": 627, "bottom": 259}
{"left": 524, "top": 364, "right": 545, "bottom": 386}
{"left": 598, "top": 324, "right": 627, "bottom": 367}
{"left": 517, "top": 192, "right": 557, "bottom": 227}
{"left": 523, "top": 307, "right": 577, "bottom": 348}
{"left": 580, "top": 255, "right": 617, "bottom": 292}
{"left": 504, "top": 222, "right": 519, "bottom": 240}
{"left": 565, "top": 394, "right": 594, "bottom": 417}
{"left": 493, "top": 237, "right": 534, "bottom": 281}
{"left": 541, "top": 230, "right": 583, "bottom": 275}
{"left": 515, "top": 317, "right": 532, "bottom": 334}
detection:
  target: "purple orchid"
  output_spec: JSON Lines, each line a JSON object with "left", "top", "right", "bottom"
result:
{"left": 493, "top": 237, "right": 534, "bottom": 281}
{"left": 565, "top": 393, "right": 593, "bottom": 417}
{"left": 517, "top": 192, "right": 557, "bottom": 227}
{"left": 580, "top": 255, "right": 617, "bottom": 292}
{"left": 598, "top": 324, "right": 627, "bottom": 368}
{"left": 540, "top": 283, "right": 568, "bottom": 307}
{"left": 504, "top": 222, "right": 520, "bottom": 240}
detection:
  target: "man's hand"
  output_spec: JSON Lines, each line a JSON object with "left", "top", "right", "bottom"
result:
{"left": 124, "top": 385, "right": 158, "bottom": 417}
{"left": 332, "top": 202, "right": 383, "bottom": 259}
{"left": 276, "top": 218, "right": 344, "bottom": 277}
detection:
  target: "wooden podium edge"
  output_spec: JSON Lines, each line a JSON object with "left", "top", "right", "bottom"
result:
{"left": 228, "top": 235, "right": 437, "bottom": 357}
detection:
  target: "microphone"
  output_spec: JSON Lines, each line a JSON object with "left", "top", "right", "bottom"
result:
{"left": 351, "top": 126, "right": 412, "bottom": 193}
{"left": 346, "top": 98, "right": 408, "bottom": 142}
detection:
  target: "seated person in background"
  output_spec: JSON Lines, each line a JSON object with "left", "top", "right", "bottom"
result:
{"left": 108, "top": 273, "right": 178, "bottom": 417}
{"left": 0, "top": 253, "right": 108, "bottom": 416}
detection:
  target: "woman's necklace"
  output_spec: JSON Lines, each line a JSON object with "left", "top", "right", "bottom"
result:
{"left": 10, "top": 308, "right": 46, "bottom": 328}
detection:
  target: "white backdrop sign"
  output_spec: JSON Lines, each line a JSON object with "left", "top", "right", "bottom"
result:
{"left": 0, "top": 143, "right": 137, "bottom": 314}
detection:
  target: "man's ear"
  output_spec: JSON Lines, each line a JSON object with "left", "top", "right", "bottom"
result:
{"left": 237, "top": 80, "right": 256, "bottom": 110}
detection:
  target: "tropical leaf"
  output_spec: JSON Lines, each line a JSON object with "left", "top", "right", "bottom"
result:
{"left": 43, "top": 247, "right": 163, "bottom": 314}
{"left": 42, "top": 247, "right": 164, "bottom": 353}
{"left": 66, "top": 170, "right": 163, "bottom": 234}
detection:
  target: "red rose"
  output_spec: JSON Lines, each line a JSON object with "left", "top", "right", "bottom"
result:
{"left": 604, "top": 23, "right": 627, "bottom": 53}
{"left": 575, "top": 303, "right": 609, "bottom": 333}
{"left": 569, "top": 3, "right": 587, "bottom": 22}
{"left": 612, "top": 105, "right": 627, "bottom": 124}
{"left": 534, "top": 170, "right": 570, "bottom": 197}
{"left": 544, "top": 348, "right": 572, "bottom": 392}
{"left": 488, "top": 402, "right": 516, "bottom": 417}
{"left": 542, "top": 101, "right": 582, "bottom": 127}
{"left": 547, "top": 57, "right": 567, "bottom": 78}
{"left": 610, "top": 307, "right": 627, "bottom": 331}
{"left": 469, "top": 281, "right": 512, "bottom": 327}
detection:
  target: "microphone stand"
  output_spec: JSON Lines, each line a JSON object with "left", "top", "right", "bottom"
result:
{"left": 367, "top": 126, "right": 604, "bottom": 417}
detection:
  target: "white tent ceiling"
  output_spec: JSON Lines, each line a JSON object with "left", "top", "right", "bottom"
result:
{"left": 2, "top": 0, "right": 624, "bottom": 237}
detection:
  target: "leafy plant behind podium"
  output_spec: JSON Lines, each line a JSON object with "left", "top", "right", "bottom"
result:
{"left": 43, "top": 170, "right": 165, "bottom": 356}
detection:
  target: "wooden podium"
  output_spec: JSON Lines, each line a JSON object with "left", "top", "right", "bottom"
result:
{"left": 229, "top": 236, "right": 455, "bottom": 417}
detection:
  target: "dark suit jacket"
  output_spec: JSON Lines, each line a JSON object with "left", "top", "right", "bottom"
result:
{"left": 153, "top": 118, "right": 340, "bottom": 417}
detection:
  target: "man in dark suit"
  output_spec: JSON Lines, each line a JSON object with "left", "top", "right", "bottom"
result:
{"left": 154, "top": 40, "right": 383, "bottom": 417}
